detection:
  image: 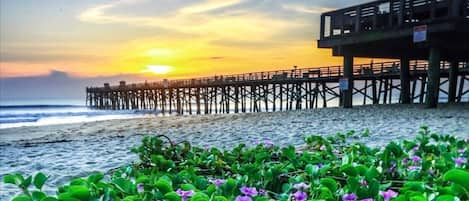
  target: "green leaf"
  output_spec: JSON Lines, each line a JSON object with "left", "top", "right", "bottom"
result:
{"left": 222, "top": 178, "right": 236, "bottom": 196}
{"left": 155, "top": 178, "right": 173, "bottom": 194}
{"left": 40, "top": 197, "right": 58, "bottom": 201}
{"left": 365, "top": 167, "right": 380, "bottom": 180}
{"left": 12, "top": 196, "right": 33, "bottom": 201}
{"left": 112, "top": 178, "right": 136, "bottom": 195}
{"left": 57, "top": 193, "right": 81, "bottom": 201}
{"left": 213, "top": 196, "right": 229, "bottom": 201}
{"left": 181, "top": 184, "right": 196, "bottom": 191}
{"left": 21, "top": 176, "right": 32, "bottom": 189}
{"left": 3, "top": 174, "right": 18, "bottom": 185}
{"left": 189, "top": 192, "right": 210, "bottom": 201}
{"left": 68, "top": 185, "right": 91, "bottom": 201}
{"left": 320, "top": 178, "right": 338, "bottom": 192}
{"left": 32, "top": 191, "right": 47, "bottom": 201}
{"left": 87, "top": 173, "right": 104, "bottom": 184}
{"left": 164, "top": 192, "right": 182, "bottom": 201}
{"left": 409, "top": 195, "right": 426, "bottom": 201}
{"left": 443, "top": 169, "right": 469, "bottom": 191}
{"left": 341, "top": 164, "right": 358, "bottom": 177}
{"left": 402, "top": 182, "right": 425, "bottom": 192}
{"left": 435, "top": 195, "right": 456, "bottom": 201}
{"left": 33, "top": 173, "right": 48, "bottom": 190}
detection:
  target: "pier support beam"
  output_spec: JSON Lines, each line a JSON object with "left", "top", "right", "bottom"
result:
{"left": 343, "top": 55, "right": 354, "bottom": 108}
{"left": 425, "top": 47, "right": 441, "bottom": 108}
{"left": 400, "top": 58, "right": 411, "bottom": 104}
{"left": 448, "top": 60, "right": 459, "bottom": 103}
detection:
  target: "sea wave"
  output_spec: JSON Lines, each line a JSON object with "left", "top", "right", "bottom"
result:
{"left": 0, "top": 104, "right": 158, "bottom": 128}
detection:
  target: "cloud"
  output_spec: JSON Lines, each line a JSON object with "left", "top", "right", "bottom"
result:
{"left": 180, "top": 0, "right": 245, "bottom": 14}
{"left": 281, "top": 4, "right": 333, "bottom": 14}
{"left": 77, "top": 0, "right": 304, "bottom": 42}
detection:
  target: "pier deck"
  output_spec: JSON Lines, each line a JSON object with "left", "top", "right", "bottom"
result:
{"left": 86, "top": 61, "right": 469, "bottom": 114}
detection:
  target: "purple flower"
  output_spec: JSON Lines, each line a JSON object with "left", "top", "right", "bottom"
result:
{"left": 296, "top": 150, "right": 303, "bottom": 155}
{"left": 411, "top": 155, "right": 422, "bottom": 163}
{"left": 380, "top": 190, "right": 398, "bottom": 201}
{"left": 411, "top": 146, "right": 419, "bottom": 152}
{"left": 137, "top": 183, "right": 144, "bottom": 193}
{"left": 359, "top": 199, "right": 374, "bottom": 201}
{"left": 240, "top": 186, "right": 258, "bottom": 197}
{"left": 258, "top": 189, "right": 267, "bottom": 196}
{"left": 320, "top": 145, "right": 327, "bottom": 151}
{"left": 454, "top": 157, "right": 467, "bottom": 166}
{"left": 408, "top": 166, "right": 421, "bottom": 172}
{"left": 388, "top": 162, "right": 397, "bottom": 173}
{"left": 235, "top": 196, "right": 252, "bottom": 201}
{"left": 293, "top": 182, "right": 310, "bottom": 190}
{"left": 464, "top": 137, "right": 469, "bottom": 143}
{"left": 264, "top": 140, "right": 274, "bottom": 148}
{"left": 293, "top": 191, "right": 307, "bottom": 201}
{"left": 210, "top": 179, "right": 226, "bottom": 187}
{"left": 342, "top": 193, "right": 357, "bottom": 201}
{"left": 317, "top": 163, "right": 324, "bottom": 168}
{"left": 402, "top": 158, "right": 409, "bottom": 165}
{"left": 176, "top": 189, "right": 195, "bottom": 201}
{"left": 458, "top": 149, "right": 466, "bottom": 154}
{"left": 360, "top": 180, "right": 368, "bottom": 187}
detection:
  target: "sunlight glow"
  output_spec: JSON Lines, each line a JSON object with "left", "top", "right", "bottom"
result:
{"left": 143, "top": 65, "right": 173, "bottom": 75}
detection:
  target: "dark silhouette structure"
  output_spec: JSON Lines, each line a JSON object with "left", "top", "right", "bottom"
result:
{"left": 318, "top": 0, "right": 469, "bottom": 108}
{"left": 86, "top": 61, "right": 469, "bottom": 113}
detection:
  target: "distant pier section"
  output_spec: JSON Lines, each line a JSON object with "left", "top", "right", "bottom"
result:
{"left": 318, "top": 0, "right": 469, "bottom": 108}
{"left": 86, "top": 61, "right": 469, "bottom": 114}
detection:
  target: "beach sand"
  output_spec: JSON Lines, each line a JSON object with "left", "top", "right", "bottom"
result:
{"left": 1, "top": 104, "right": 468, "bottom": 199}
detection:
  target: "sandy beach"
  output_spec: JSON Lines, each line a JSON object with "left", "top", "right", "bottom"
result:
{"left": 1, "top": 104, "right": 468, "bottom": 199}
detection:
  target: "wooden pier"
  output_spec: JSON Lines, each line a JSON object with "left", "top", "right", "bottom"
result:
{"left": 318, "top": 0, "right": 469, "bottom": 108}
{"left": 86, "top": 61, "right": 469, "bottom": 114}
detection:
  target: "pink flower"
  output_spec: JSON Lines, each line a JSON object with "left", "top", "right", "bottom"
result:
{"left": 380, "top": 190, "right": 398, "bottom": 201}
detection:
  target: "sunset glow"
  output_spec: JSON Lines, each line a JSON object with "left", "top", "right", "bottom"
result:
{"left": 143, "top": 65, "right": 173, "bottom": 75}
{"left": 0, "top": 0, "right": 371, "bottom": 79}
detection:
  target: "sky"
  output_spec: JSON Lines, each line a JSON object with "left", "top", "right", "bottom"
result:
{"left": 0, "top": 0, "right": 371, "bottom": 100}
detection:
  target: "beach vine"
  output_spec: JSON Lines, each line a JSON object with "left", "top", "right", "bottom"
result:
{"left": 3, "top": 126, "right": 469, "bottom": 201}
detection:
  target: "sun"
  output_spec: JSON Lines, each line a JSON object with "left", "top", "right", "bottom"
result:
{"left": 143, "top": 65, "right": 173, "bottom": 75}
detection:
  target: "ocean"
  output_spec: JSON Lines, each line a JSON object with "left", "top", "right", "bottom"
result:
{"left": 0, "top": 98, "right": 155, "bottom": 129}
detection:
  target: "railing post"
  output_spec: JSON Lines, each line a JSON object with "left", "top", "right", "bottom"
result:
{"left": 450, "top": 0, "right": 462, "bottom": 17}
{"left": 355, "top": 6, "right": 362, "bottom": 33}
{"left": 320, "top": 15, "right": 326, "bottom": 39}
{"left": 389, "top": 0, "right": 394, "bottom": 27}
{"left": 399, "top": 0, "right": 405, "bottom": 25}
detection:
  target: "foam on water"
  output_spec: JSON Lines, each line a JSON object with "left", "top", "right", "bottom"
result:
{"left": 0, "top": 104, "right": 156, "bottom": 129}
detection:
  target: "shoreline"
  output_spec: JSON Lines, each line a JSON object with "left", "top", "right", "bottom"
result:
{"left": 1, "top": 103, "right": 468, "bottom": 146}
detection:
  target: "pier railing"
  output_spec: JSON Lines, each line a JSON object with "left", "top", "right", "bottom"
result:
{"left": 320, "top": 0, "right": 469, "bottom": 40}
{"left": 87, "top": 60, "right": 464, "bottom": 92}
